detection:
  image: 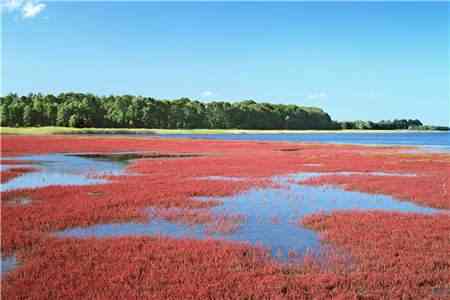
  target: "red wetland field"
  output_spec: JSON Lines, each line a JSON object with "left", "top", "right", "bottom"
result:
{"left": 1, "top": 134, "right": 449, "bottom": 299}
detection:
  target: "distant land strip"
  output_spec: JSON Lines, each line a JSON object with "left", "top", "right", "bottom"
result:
{"left": 1, "top": 93, "right": 448, "bottom": 131}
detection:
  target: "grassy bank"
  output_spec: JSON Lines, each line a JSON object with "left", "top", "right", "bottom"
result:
{"left": 1, "top": 126, "right": 447, "bottom": 136}
{"left": 0, "top": 127, "right": 236, "bottom": 135}
{"left": 0, "top": 127, "right": 160, "bottom": 135}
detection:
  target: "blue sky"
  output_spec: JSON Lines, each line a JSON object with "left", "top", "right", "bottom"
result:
{"left": 2, "top": 1, "right": 449, "bottom": 125}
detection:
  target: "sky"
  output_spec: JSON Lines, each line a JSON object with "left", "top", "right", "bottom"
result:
{"left": 1, "top": 1, "right": 449, "bottom": 125}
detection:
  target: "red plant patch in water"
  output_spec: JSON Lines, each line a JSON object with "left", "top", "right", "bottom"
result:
{"left": 302, "top": 211, "right": 450, "bottom": 299}
{"left": 0, "top": 159, "right": 35, "bottom": 165}
{"left": 1, "top": 146, "right": 277, "bottom": 254}
{"left": 0, "top": 166, "right": 36, "bottom": 183}
{"left": 4, "top": 212, "right": 449, "bottom": 300}
{"left": 0, "top": 236, "right": 378, "bottom": 299}
{"left": 301, "top": 173, "right": 450, "bottom": 209}
{"left": 205, "top": 214, "right": 247, "bottom": 235}
{"left": 148, "top": 208, "right": 245, "bottom": 234}
{"left": 2, "top": 236, "right": 272, "bottom": 299}
{"left": 149, "top": 208, "right": 216, "bottom": 225}
{"left": 0, "top": 175, "right": 259, "bottom": 254}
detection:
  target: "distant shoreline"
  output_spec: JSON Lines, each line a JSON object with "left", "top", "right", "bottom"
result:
{"left": 1, "top": 126, "right": 448, "bottom": 136}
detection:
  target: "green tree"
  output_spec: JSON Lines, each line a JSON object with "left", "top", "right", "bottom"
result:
{"left": 3, "top": 92, "right": 425, "bottom": 131}
{"left": 23, "top": 105, "right": 33, "bottom": 126}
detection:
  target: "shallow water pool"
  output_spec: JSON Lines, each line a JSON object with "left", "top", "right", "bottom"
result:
{"left": 1, "top": 154, "right": 127, "bottom": 192}
{"left": 57, "top": 172, "right": 442, "bottom": 259}
{"left": 1, "top": 256, "right": 17, "bottom": 276}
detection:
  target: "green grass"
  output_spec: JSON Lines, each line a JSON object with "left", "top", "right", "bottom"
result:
{"left": 0, "top": 127, "right": 298, "bottom": 135}
{"left": 0, "top": 127, "right": 159, "bottom": 135}
{"left": 0, "top": 127, "right": 251, "bottom": 135}
{"left": 0, "top": 126, "right": 445, "bottom": 136}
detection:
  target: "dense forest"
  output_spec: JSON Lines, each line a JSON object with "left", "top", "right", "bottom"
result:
{"left": 0, "top": 93, "right": 441, "bottom": 130}
{"left": 0, "top": 93, "right": 337, "bottom": 129}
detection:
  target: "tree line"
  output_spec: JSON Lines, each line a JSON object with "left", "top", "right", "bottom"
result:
{"left": 339, "top": 119, "right": 424, "bottom": 130}
{"left": 0, "top": 93, "right": 439, "bottom": 130}
{"left": 0, "top": 93, "right": 337, "bottom": 130}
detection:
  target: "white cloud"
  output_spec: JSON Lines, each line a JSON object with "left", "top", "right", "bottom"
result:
{"left": 306, "top": 91, "right": 328, "bottom": 101}
{"left": 22, "top": 1, "right": 46, "bottom": 18}
{"left": 2, "top": 0, "right": 24, "bottom": 11}
{"left": 1, "top": 0, "right": 46, "bottom": 18}
{"left": 201, "top": 90, "right": 214, "bottom": 97}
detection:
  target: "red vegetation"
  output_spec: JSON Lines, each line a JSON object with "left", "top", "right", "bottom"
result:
{"left": 4, "top": 213, "right": 449, "bottom": 300}
{"left": 303, "top": 211, "right": 450, "bottom": 299}
{"left": 0, "top": 159, "right": 35, "bottom": 165}
{"left": 301, "top": 173, "right": 450, "bottom": 209}
{"left": 1, "top": 135, "right": 449, "bottom": 299}
{"left": 0, "top": 160, "right": 271, "bottom": 254}
{"left": 2, "top": 236, "right": 351, "bottom": 299}
{"left": 1, "top": 166, "right": 36, "bottom": 183}
{"left": 149, "top": 208, "right": 246, "bottom": 234}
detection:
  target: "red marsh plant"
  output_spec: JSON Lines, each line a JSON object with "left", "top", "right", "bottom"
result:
{"left": 1, "top": 135, "right": 449, "bottom": 298}
{"left": 148, "top": 207, "right": 246, "bottom": 234}
{"left": 0, "top": 236, "right": 376, "bottom": 299}
{"left": 4, "top": 214, "right": 449, "bottom": 300}
{"left": 302, "top": 211, "right": 450, "bottom": 299}
{"left": 301, "top": 173, "right": 450, "bottom": 209}
{"left": 1, "top": 166, "right": 36, "bottom": 183}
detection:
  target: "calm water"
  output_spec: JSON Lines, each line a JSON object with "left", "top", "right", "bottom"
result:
{"left": 58, "top": 172, "right": 443, "bottom": 259}
{"left": 158, "top": 131, "right": 450, "bottom": 151}
{"left": 1, "top": 256, "right": 16, "bottom": 275}
{"left": 0, "top": 154, "right": 127, "bottom": 192}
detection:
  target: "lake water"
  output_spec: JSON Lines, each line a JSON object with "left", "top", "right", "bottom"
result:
{"left": 158, "top": 131, "right": 450, "bottom": 151}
